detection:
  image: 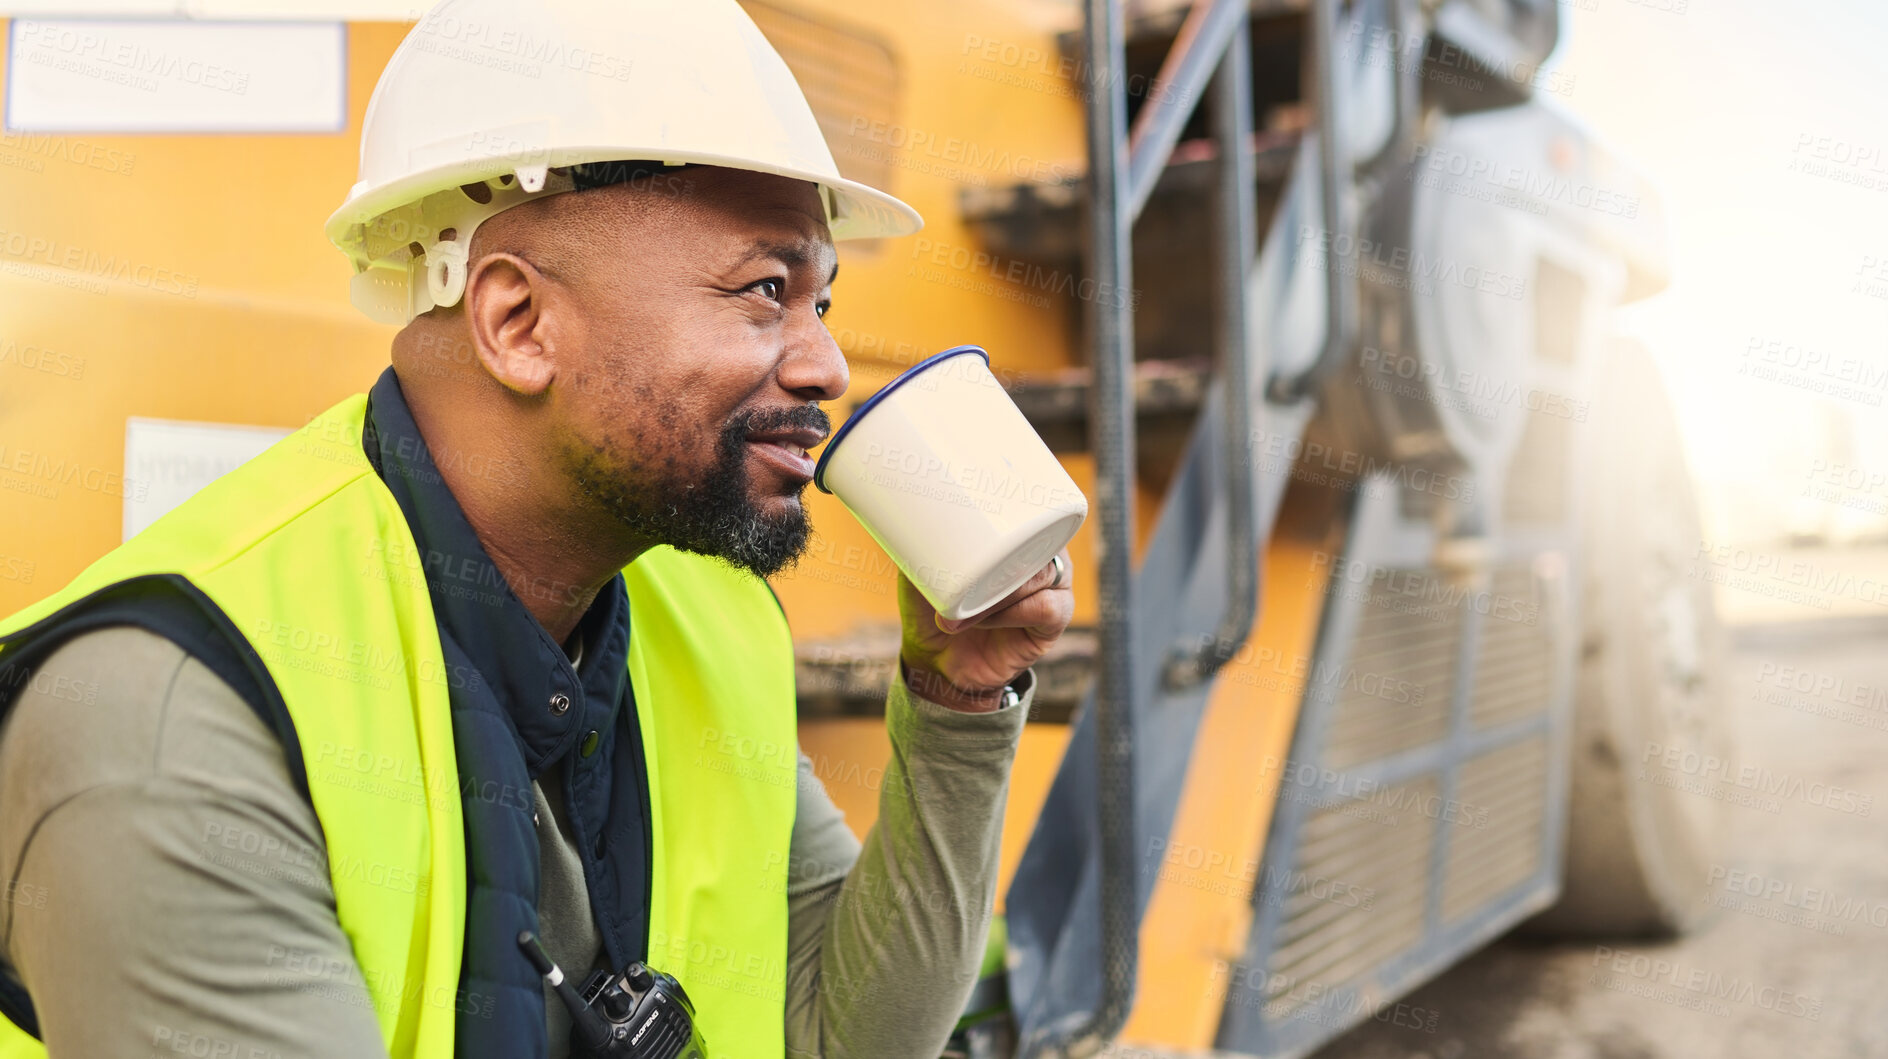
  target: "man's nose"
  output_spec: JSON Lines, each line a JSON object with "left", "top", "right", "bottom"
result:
{"left": 778, "top": 308, "right": 849, "bottom": 403}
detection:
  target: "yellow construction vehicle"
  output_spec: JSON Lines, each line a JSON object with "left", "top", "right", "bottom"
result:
{"left": 0, "top": 1, "right": 1726, "bottom": 1056}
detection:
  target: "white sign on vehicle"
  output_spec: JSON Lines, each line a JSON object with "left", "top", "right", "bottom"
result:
{"left": 123, "top": 417, "right": 291, "bottom": 541}
{"left": 5, "top": 19, "right": 345, "bottom": 132}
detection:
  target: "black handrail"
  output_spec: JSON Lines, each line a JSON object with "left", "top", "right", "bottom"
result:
{"left": 1025, "top": 1, "right": 1263, "bottom": 1055}
{"left": 1161, "top": 14, "right": 1260, "bottom": 693}
{"left": 1268, "top": 0, "right": 1357, "bottom": 404}
{"left": 1024, "top": 1, "right": 1138, "bottom": 1055}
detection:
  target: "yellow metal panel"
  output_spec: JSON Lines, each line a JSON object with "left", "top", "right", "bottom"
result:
{"left": 1119, "top": 538, "right": 1332, "bottom": 1049}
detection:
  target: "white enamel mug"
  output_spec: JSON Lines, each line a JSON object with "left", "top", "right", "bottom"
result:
{"left": 813, "top": 345, "right": 1089, "bottom": 621}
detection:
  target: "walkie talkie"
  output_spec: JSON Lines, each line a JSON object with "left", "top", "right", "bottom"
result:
{"left": 518, "top": 931, "right": 708, "bottom": 1059}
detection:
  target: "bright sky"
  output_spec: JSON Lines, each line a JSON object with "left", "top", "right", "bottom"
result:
{"left": 1555, "top": 0, "right": 1888, "bottom": 543}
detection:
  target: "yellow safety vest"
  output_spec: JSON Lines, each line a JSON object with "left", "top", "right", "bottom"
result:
{"left": 0, "top": 394, "right": 796, "bottom": 1058}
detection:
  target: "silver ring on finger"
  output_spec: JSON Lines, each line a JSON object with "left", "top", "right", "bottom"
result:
{"left": 1047, "top": 553, "right": 1067, "bottom": 591}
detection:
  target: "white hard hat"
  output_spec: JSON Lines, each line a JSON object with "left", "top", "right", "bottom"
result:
{"left": 326, "top": 0, "right": 923, "bottom": 325}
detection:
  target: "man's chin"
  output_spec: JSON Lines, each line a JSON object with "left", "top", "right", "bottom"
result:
{"left": 746, "top": 483, "right": 811, "bottom": 520}
{"left": 706, "top": 501, "right": 811, "bottom": 580}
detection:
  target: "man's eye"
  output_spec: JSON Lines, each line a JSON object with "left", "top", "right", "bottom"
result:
{"left": 816, "top": 301, "right": 831, "bottom": 319}
{"left": 751, "top": 278, "right": 783, "bottom": 302}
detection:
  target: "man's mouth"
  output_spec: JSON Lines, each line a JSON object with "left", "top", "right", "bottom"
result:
{"left": 745, "top": 427, "right": 826, "bottom": 484}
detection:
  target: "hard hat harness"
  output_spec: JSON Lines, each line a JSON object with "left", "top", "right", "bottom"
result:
{"left": 349, "top": 160, "right": 698, "bottom": 323}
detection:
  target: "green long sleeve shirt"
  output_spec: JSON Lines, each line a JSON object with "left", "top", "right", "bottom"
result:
{"left": 0, "top": 626, "right": 1029, "bottom": 1058}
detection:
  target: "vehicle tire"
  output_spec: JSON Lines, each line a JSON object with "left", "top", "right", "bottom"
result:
{"left": 1526, "top": 338, "right": 1730, "bottom": 937}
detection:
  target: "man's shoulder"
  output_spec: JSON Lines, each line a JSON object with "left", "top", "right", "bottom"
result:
{"left": 0, "top": 633, "right": 371, "bottom": 1058}
{"left": 1, "top": 626, "right": 190, "bottom": 785}
{"left": 0, "top": 625, "right": 269, "bottom": 805}
{"left": 0, "top": 574, "right": 310, "bottom": 840}
{"left": 2, "top": 574, "right": 273, "bottom": 732}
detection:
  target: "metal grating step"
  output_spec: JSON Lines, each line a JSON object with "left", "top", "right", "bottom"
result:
{"left": 1469, "top": 565, "right": 1554, "bottom": 730}
{"left": 1441, "top": 736, "right": 1549, "bottom": 923}
{"left": 1259, "top": 775, "right": 1439, "bottom": 1021}
{"left": 1322, "top": 576, "right": 1465, "bottom": 769}
{"left": 1223, "top": 510, "right": 1572, "bottom": 1056}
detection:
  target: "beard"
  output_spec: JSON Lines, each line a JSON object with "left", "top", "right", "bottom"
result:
{"left": 568, "top": 402, "right": 829, "bottom": 579}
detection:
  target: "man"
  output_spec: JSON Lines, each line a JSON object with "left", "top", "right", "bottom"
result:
{"left": 0, "top": 1, "right": 1071, "bottom": 1057}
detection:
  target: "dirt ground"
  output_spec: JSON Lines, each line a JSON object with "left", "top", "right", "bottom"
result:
{"left": 1315, "top": 614, "right": 1888, "bottom": 1059}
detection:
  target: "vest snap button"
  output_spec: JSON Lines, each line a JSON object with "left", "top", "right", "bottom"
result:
{"left": 549, "top": 692, "right": 571, "bottom": 715}
{"left": 580, "top": 730, "right": 600, "bottom": 758}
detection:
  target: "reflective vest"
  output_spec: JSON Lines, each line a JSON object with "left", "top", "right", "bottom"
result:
{"left": 0, "top": 394, "right": 797, "bottom": 1058}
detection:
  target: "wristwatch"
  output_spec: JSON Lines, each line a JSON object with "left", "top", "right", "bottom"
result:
{"left": 998, "top": 667, "right": 1036, "bottom": 711}
{"left": 900, "top": 658, "right": 1035, "bottom": 710}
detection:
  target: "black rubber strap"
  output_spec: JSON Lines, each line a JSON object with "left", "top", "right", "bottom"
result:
{"left": 0, "top": 574, "right": 306, "bottom": 801}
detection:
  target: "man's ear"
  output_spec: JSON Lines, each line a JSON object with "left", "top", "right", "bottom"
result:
{"left": 464, "top": 251, "right": 558, "bottom": 397}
